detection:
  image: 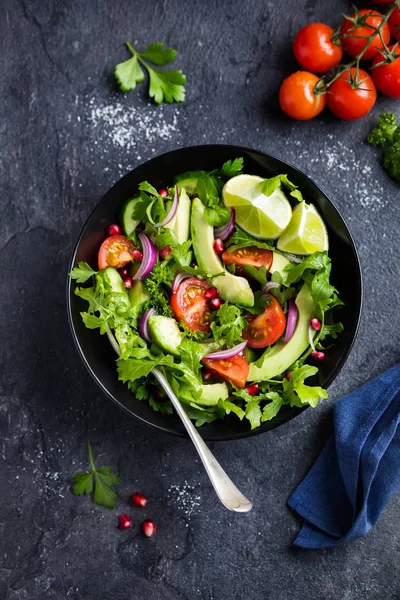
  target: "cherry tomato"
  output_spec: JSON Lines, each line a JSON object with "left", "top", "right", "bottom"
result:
{"left": 222, "top": 246, "right": 273, "bottom": 274}
{"left": 389, "top": 7, "right": 400, "bottom": 42}
{"left": 243, "top": 294, "right": 286, "bottom": 349}
{"left": 170, "top": 277, "right": 212, "bottom": 332}
{"left": 202, "top": 355, "right": 249, "bottom": 389}
{"left": 372, "top": 45, "right": 400, "bottom": 98}
{"left": 293, "top": 23, "right": 343, "bottom": 73}
{"left": 327, "top": 67, "right": 377, "bottom": 120}
{"left": 340, "top": 9, "right": 390, "bottom": 60}
{"left": 98, "top": 235, "right": 136, "bottom": 270}
{"left": 279, "top": 71, "right": 326, "bottom": 120}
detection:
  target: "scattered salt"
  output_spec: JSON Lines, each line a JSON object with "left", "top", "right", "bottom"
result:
{"left": 167, "top": 480, "right": 201, "bottom": 519}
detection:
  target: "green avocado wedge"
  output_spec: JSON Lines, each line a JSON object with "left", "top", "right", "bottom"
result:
{"left": 248, "top": 284, "right": 316, "bottom": 382}
{"left": 165, "top": 187, "right": 191, "bottom": 244}
{"left": 191, "top": 197, "right": 254, "bottom": 307}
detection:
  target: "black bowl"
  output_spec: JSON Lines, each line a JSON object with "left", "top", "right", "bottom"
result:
{"left": 67, "top": 145, "right": 362, "bottom": 441}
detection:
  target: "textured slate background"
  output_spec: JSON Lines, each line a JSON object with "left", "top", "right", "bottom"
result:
{"left": 1, "top": 0, "right": 400, "bottom": 598}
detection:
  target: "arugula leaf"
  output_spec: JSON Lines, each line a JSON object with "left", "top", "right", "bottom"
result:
{"left": 69, "top": 262, "right": 98, "bottom": 284}
{"left": 319, "top": 319, "right": 344, "bottom": 341}
{"left": 172, "top": 241, "right": 192, "bottom": 268}
{"left": 72, "top": 441, "right": 120, "bottom": 509}
{"left": 245, "top": 400, "right": 262, "bottom": 430}
{"left": 204, "top": 205, "right": 230, "bottom": 227}
{"left": 117, "top": 354, "right": 174, "bottom": 383}
{"left": 260, "top": 174, "right": 304, "bottom": 202}
{"left": 261, "top": 393, "right": 284, "bottom": 422}
{"left": 282, "top": 365, "right": 328, "bottom": 408}
{"left": 179, "top": 339, "right": 205, "bottom": 379}
{"left": 220, "top": 158, "right": 244, "bottom": 178}
{"left": 245, "top": 291, "right": 273, "bottom": 315}
{"left": 210, "top": 302, "right": 246, "bottom": 347}
{"left": 115, "top": 42, "right": 186, "bottom": 105}
{"left": 218, "top": 399, "right": 245, "bottom": 420}
{"left": 226, "top": 226, "right": 274, "bottom": 252}
{"left": 244, "top": 265, "right": 268, "bottom": 285}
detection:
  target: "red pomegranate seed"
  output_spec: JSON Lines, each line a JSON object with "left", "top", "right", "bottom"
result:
{"left": 131, "top": 492, "right": 147, "bottom": 508}
{"left": 107, "top": 223, "right": 122, "bottom": 236}
{"left": 310, "top": 317, "right": 321, "bottom": 331}
{"left": 284, "top": 371, "right": 291, "bottom": 381}
{"left": 132, "top": 249, "right": 143, "bottom": 261}
{"left": 119, "top": 267, "right": 129, "bottom": 278}
{"left": 142, "top": 519, "right": 157, "bottom": 537}
{"left": 311, "top": 350, "right": 325, "bottom": 361}
{"left": 159, "top": 188, "right": 168, "bottom": 198}
{"left": 209, "top": 297, "right": 222, "bottom": 310}
{"left": 203, "top": 369, "right": 214, "bottom": 382}
{"left": 245, "top": 383, "right": 259, "bottom": 396}
{"left": 123, "top": 276, "right": 134, "bottom": 289}
{"left": 190, "top": 261, "right": 197, "bottom": 269}
{"left": 213, "top": 238, "right": 224, "bottom": 255}
{"left": 119, "top": 514, "right": 133, "bottom": 530}
{"left": 204, "top": 287, "right": 218, "bottom": 300}
{"left": 159, "top": 245, "right": 172, "bottom": 259}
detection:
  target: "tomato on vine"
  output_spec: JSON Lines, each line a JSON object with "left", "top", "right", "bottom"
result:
{"left": 372, "top": 45, "right": 400, "bottom": 98}
{"left": 340, "top": 9, "right": 390, "bottom": 60}
{"left": 389, "top": 7, "right": 400, "bottom": 41}
{"left": 293, "top": 23, "right": 343, "bottom": 73}
{"left": 327, "top": 68, "right": 377, "bottom": 120}
{"left": 279, "top": 71, "right": 326, "bottom": 120}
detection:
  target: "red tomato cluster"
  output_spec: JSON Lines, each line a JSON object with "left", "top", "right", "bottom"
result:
{"left": 279, "top": 5, "right": 400, "bottom": 121}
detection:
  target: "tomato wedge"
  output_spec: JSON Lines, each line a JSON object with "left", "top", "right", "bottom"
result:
{"left": 170, "top": 277, "right": 212, "bottom": 332}
{"left": 222, "top": 246, "right": 273, "bottom": 270}
{"left": 243, "top": 294, "right": 286, "bottom": 349}
{"left": 202, "top": 355, "right": 249, "bottom": 389}
{"left": 98, "top": 235, "right": 136, "bottom": 270}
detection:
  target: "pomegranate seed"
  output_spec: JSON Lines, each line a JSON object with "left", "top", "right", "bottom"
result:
{"left": 203, "top": 369, "right": 214, "bottom": 382}
{"left": 159, "top": 245, "right": 172, "bottom": 260}
{"left": 311, "top": 350, "right": 325, "bottom": 361}
{"left": 159, "top": 188, "right": 168, "bottom": 198}
{"left": 245, "top": 383, "right": 259, "bottom": 396}
{"left": 119, "top": 514, "right": 133, "bottom": 530}
{"left": 209, "top": 297, "right": 222, "bottom": 310}
{"left": 131, "top": 492, "right": 148, "bottom": 508}
{"left": 284, "top": 371, "right": 291, "bottom": 381}
{"left": 310, "top": 317, "right": 321, "bottom": 331}
{"left": 190, "top": 261, "right": 197, "bottom": 269}
{"left": 204, "top": 287, "right": 218, "bottom": 300}
{"left": 132, "top": 249, "right": 143, "bottom": 261}
{"left": 119, "top": 267, "right": 129, "bottom": 278}
{"left": 123, "top": 276, "right": 134, "bottom": 289}
{"left": 213, "top": 238, "right": 224, "bottom": 255}
{"left": 142, "top": 519, "right": 157, "bottom": 537}
{"left": 107, "top": 223, "right": 122, "bottom": 236}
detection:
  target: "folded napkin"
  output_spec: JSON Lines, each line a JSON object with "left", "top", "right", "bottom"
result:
{"left": 288, "top": 363, "right": 400, "bottom": 548}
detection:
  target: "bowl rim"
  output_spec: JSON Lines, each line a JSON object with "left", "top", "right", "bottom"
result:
{"left": 66, "top": 143, "right": 363, "bottom": 441}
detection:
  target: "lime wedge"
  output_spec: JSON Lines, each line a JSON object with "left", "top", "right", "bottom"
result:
{"left": 276, "top": 202, "right": 328, "bottom": 255}
{"left": 222, "top": 174, "right": 292, "bottom": 240}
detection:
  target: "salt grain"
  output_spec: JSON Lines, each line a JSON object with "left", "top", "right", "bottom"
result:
{"left": 167, "top": 481, "right": 201, "bottom": 519}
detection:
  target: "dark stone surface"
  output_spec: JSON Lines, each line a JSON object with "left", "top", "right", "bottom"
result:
{"left": 1, "top": 0, "right": 400, "bottom": 598}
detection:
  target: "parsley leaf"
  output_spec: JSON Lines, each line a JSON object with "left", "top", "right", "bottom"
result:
{"left": 210, "top": 302, "right": 246, "bottom": 346}
{"left": 226, "top": 226, "right": 274, "bottom": 252}
{"left": 72, "top": 441, "right": 120, "bottom": 509}
{"left": 260, "top": 174, "right": 304, "bottom": 202}
{"left": 196, "top": 173, "right": 230, "bottom": 227}
{"left": 220, "top": 158, "right": 244, "bottom": 178}
{"left": 69, "top": 262, "right": 98, "bottom": 283}
{"left": 115, "top": 42, "right": 186, "bottom": 105}
{"left": 367, "top": 113, "right": 400, "bottom": 183}
{"left": 144, "top": 262, "right": 175, "bottom": 317}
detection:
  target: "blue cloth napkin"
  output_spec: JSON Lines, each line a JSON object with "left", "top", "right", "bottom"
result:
{"left": 288, "top": 363, "right": 400, "bottom": 548}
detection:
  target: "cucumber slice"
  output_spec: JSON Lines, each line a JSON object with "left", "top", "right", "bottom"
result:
{"left": 99, "top": 267, "right": 130, "bottom": 308}
{"left": 120, "top": 196, "right": 140, "bottom": 236}
{"left": 148, "top": 315, "right": 183, "bottom": 357}
{"left": 128, "top": 279, "right": 149, "bottom": 309}
{"left": 174, "top": 171, "right": 203, "bottom": 197}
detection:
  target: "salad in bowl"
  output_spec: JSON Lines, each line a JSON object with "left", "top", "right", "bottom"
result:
{"left": 69, "top": 157, "right": 344, "bottom": 430}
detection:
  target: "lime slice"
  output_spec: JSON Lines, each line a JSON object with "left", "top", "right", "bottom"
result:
{"left": 222, "top": 174, "right": 292, "bottom": 240}
{"left": 276, "top": 202, "right": 328, "bottom": 255}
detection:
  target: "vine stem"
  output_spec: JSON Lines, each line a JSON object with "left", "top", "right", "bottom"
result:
{"left": 324, "top": 5, "right": 395, "bottom": 90}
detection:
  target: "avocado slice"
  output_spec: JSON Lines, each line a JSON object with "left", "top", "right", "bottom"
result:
{"left": 196, "top": 382, "right": 229, "bottom": 406}
{"left": 248, "top": 284, "right": 316, "bottom": 381}
{"left": 270, "top": 253, "right": 290, "bottom": 282}
{"left": 174, "top": 171, "right": 203, "bottom": 197}
{"left": 99, "top": 267, "right": 130, "bottom": 308}
{"left": 148, "top": 315, "right": 183, "bottom": 357}
{"left": 191, "top": 198, "right": 254, "bottom": 307}
{"left": 165, "top": 188, "right": 191, "bottom": 244}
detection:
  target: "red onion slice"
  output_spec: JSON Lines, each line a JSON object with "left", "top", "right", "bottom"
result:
{"left": 138, "top": 308, "right": 157, "bottom": 343}
{"left": 284, "top": 298, "right": 298, "bottom": 343}
{"left": 154, "top": 185, "right": 179, "bottom": 228}
{"left": 133, "top": 233, "right": 157, "bottom": 280}
{"left": 204, "top": 341, "right": 248, "bottom": 360}
{"left": 172, "top": 271, "right": 192, "bottom": 293}
{"left": 262, "top": 281, "right": 280, "bottom": 293}
{"left": 214, "top": 208, "right": 235, "bottom": 241}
